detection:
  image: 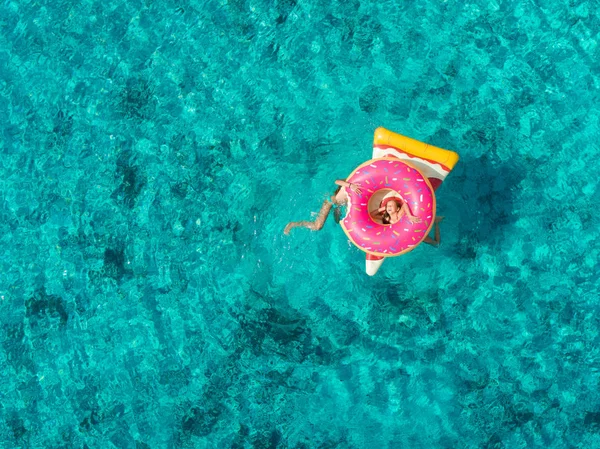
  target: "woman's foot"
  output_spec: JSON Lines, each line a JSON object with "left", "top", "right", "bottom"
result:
{"left": 435, "top": 216, "right": 445, "bottom": 224}
{"left": 284, "top": 223, "right": 293, "bottom": 235}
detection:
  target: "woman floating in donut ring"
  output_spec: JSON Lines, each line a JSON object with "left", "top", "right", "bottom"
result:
{"left": 284, "top": 127, "right": 459, "bottom": 275}
{"left": 284, "top": 181, "right": 442, "bottom": 246}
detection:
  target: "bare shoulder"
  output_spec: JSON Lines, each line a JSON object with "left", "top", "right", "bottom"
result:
{"left": 333, "top": 189, "right": 348, "bottom": 204}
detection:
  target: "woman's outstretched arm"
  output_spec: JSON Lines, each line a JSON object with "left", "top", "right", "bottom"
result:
{"left": 284, "top": 180, "right": 362, "bottom": 235}
{"left": 284, "top": 200, "right": 333, "bottom": 235}
{"left": 335, "top": 180, "right": 362, "bottom": 194}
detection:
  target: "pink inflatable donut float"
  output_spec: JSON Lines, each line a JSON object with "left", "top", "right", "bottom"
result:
{"left": 340, "top": 158, "right": 436, "bottom": 257}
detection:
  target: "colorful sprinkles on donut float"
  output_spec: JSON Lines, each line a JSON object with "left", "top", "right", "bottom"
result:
{"left": 340, "top": 158, "right": 435, "bottom": 257}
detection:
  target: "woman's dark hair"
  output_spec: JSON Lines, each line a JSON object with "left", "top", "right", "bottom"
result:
{"left": 332, "top": 185, "right": 342, "bottom": 223}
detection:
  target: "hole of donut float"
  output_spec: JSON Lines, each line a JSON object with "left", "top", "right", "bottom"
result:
{"left": 368, "top": 189, "right": 402, "bottom": 225}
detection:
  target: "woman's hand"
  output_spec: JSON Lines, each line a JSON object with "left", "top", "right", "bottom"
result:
{"left": 407, "top": 215, "right": 422, "bottom": 224}
{"left": 349, "top": 182, "right": 362, "bottom": 194}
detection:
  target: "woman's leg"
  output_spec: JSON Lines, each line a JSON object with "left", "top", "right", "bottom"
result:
{"left": 423, "top": 216, "right": 444, "bottom": 247}
{"left": 284, "top": 200, "right": 333, "bottom": 235}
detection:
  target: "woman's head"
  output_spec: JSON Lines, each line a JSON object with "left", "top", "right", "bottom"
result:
{"left": 381, "top": 199, "right": 402, "bottom": 224}
{"left": 385, "top": 200, "right": 401, "bottom": 214}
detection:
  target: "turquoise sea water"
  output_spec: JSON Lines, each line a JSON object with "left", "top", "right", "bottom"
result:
{"left": 2, "top": 0, "right": 600, "bottom": 447}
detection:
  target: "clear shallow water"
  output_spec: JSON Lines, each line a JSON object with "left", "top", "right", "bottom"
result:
{"left": 1, "top": 0, "right": 600, "bottom": 447}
